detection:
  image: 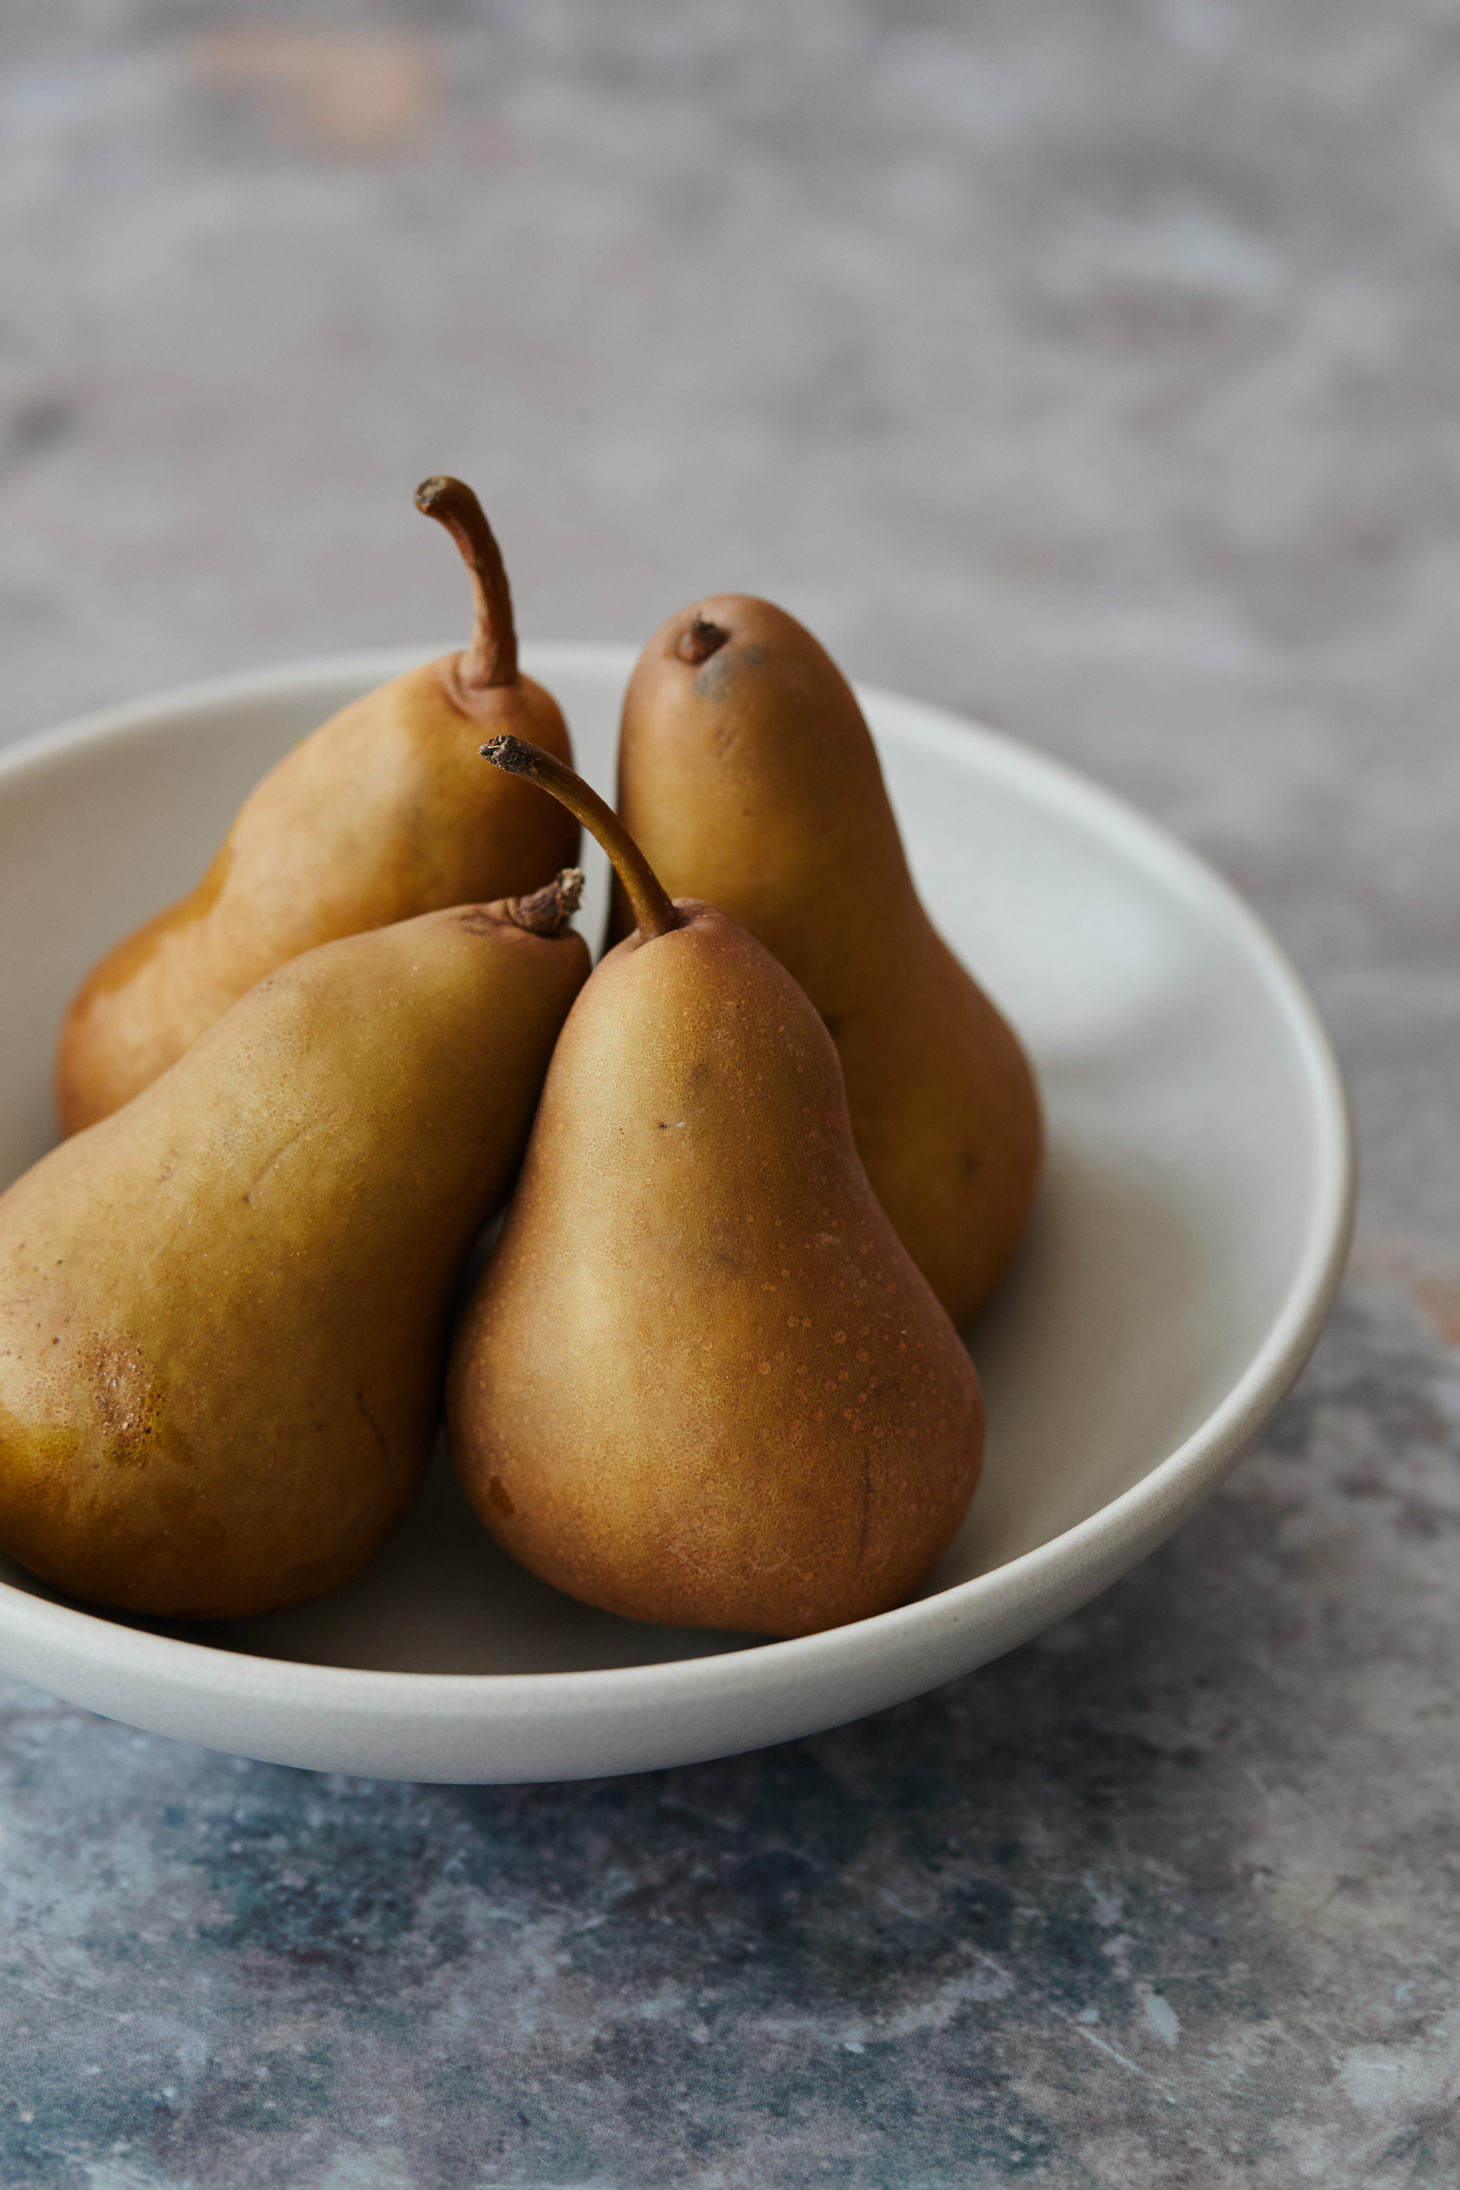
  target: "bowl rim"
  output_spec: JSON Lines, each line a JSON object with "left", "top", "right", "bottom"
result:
{"left": 0, "top": 646, "right": 1357, "bottom": 1722}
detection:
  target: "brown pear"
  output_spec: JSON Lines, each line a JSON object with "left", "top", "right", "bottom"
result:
{"left": 56, "top": 477, "right": 579, "bottom": 1135}
{"left": 448, "top": 741, "right": 984, "bottom": 1638}
{"left": 612, "top": 596, "right": 1042, "bottom": 1326}
{"left": 0, "top": 875, "right": 589, "bottom": 1619}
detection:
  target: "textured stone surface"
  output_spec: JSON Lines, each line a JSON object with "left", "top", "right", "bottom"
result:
{"left": 1, "top": 2, "right": 1458, "bottom": 2183}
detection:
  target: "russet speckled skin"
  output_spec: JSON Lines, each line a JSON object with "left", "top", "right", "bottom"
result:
{"left": 449, "top": 901, "right": 983, "bottom": 1636}
{"left": 614, "top": 598, "right": 1043, "bottom": 1328}
{"left": 55, "top": 659, "right": 579, "bottom": 1134}
{"left": 0, "top": 900, "right": 589, "bottom": 1618}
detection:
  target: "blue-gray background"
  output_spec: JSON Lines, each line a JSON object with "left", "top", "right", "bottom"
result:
{"left": 2, "top": 5, "right": 1457, "bottom": 2183}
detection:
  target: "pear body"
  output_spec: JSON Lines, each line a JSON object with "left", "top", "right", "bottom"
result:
{"left": 614, "top": 597, "right": 1042, "bottom": 1326}
{"left": 2, "top": 900, "right": 589, "bottom": 1617}
{"left": 57, "top": 660, "right": 578, "bottom": 1133}
{"left": 448, "top": 905, "right": 983, "bottom": 1638}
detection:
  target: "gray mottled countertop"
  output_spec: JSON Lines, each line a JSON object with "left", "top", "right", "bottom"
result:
{"left": 2, "top": 4, "right": 1457, "bottom": 2184}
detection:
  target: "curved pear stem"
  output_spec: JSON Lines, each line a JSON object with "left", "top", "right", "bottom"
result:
{"left": 414, "top": 475, "right": 518, "bottom": 691}
{"left": 480, "top": 738, "right": 682, "bottom": 942}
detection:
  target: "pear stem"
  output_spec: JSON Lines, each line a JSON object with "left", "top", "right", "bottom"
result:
{"left": 414, "top": 475, "right": 518, "bottom": 691}
{"left": 479, "top": 738, "right": 682, "bottom": 941}
{"left": 677, "top": 615, "right": 729, "bottom": 666}
{"left": 508, "top": 867, "right": 585, "bottom": 938}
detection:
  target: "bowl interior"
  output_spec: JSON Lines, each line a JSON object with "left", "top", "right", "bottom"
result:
{"left": 0, "top": 650, "right": 1333, "bottom": 1675}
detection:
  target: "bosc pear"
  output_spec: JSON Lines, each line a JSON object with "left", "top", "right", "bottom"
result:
{"left": 612, "top": 596, "right": 1042, "bottom": 1326}
{"left": 0, "top": 874, "right": 590, "bottom": 1619}
{"left": 449, "top": 742, "right": 984, "bottom": 1638}
{"left": 57, "top": 477, "right": 579, "bottom": 1134}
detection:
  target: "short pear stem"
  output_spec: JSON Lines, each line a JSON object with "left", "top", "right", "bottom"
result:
{"left": 480, "top": 738, "right": 682, "bottom": 941}
{"left": 508, "top": 867, "right": 585, "bottom": 937}
{"left": 677, "top": 615, "right": 729, "bottom": 665}
{"left": 414, "top": 475, "right": 518, "bottom": 690}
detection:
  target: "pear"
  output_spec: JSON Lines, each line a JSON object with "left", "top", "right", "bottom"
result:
{"left": 449, "top": 742, "right": 984, "bottom": 1638}
{"left": 0, "top": 874, "right": 590, "bottom": 1619}
{"left": 57, "top": 477, "right": 579, "bottom": 1135}
{"left": 611, "top": 596, "right": 1042, "bottom": 1326}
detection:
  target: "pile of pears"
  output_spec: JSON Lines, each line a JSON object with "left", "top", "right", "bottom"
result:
{"left": 0, "top": 480, "right": 1040, "bottom": 1640}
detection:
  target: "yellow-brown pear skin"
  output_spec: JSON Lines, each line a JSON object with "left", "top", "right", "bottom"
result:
{"left": 614, "top": 596, "right": 1043, "bottom": 1327}
{"left": 56, "top": 664, "right": 576, "bottom": 1135}
{"left": 448, "top": 904, "right": 984, "bottom": 1639}
{"left": 57, "top": 480, "right": 578, "bottom": 1135}
{"left": 0, "top": 895, "right": 589, "bottom": 1619}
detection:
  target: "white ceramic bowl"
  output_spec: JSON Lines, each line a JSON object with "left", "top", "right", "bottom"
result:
{"left": 0, "top": 648, "right": 1354, "bottom": 1781}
